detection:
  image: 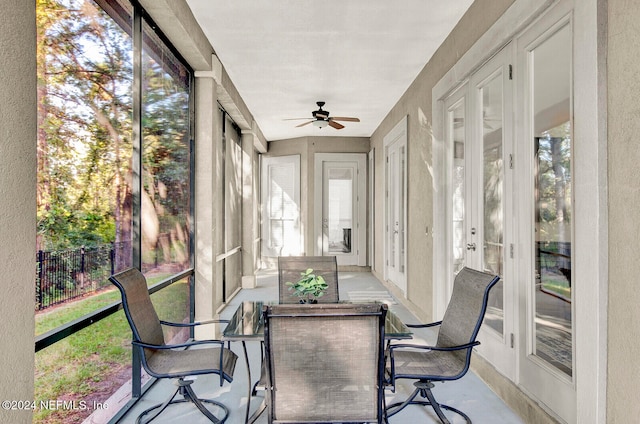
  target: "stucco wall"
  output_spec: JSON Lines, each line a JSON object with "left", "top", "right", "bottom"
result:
{"left": 369, "top": 0, "right": 515, "bottom": 321}
{"left": 0, "top": 2, "right": 37, "bottom": 423}
{"left": 607, "top": 0, "right": 640, "bottom": 420}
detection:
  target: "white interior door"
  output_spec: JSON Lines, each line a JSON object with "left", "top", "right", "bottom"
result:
{"left": 261, "top": 155, "right": 301, "bottom": 257}
{"left": 384, "top": 117, "right": 407, "bottom": 294}
{"left": 314, "top": 154, "right": 366, "bottom": 266}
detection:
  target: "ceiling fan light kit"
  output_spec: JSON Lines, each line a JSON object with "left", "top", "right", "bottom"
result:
{"left": 287, "top": 101, "right": 360, "bottom": 130}
{"left": 313, "top": 119, "right": 328, "bottom": 129}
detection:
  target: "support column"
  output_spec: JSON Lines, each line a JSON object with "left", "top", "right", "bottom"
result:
{"left": 0, "top": 2, "right": 37, "bottom": 423}
{"left": 241, "top": 127, "right": 258, "bottom": 288}
{"left": 193, "top": 57, "right": 224, "bottom": 337}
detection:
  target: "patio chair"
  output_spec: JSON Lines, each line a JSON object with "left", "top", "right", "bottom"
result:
{"left": 110, "top": 268, "right": 238, "bottom": 424}
{"left": 263, "top": 303, "right": 389, "bottom": 423}
{"left": 278, "top": 255, "right": 339, "bottom": 303}
{"left": 385, "top": 267, "right": 500, "bottom": 423}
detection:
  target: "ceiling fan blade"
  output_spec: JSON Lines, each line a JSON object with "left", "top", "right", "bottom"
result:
{"left": 296, "top": 120, "right": 314, "bottom": 127}
{"left": 284, "top": 117, "right": 313, "bottom": 121}
{"left": 328, "top": 120, "right": 345, "bottom": 130}
{"left": 330, "top": 117, "right": 360, "bottom": 122}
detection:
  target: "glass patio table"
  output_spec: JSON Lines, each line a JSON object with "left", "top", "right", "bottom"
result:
{"left": 224, "top": 300, "right": 413, "bottom": 341}
{"left": 222, "top": 300, "right": 413, "bottom": 423}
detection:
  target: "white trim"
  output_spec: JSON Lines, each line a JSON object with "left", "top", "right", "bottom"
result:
{"left": 572, "top": 0, "right": 608, "bottom": 421}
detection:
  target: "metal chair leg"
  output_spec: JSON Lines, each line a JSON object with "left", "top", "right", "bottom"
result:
{"left": 385, "top": 380, "right": 471, "bottom": 424}
{"left": 136, "top": 378, "right": 230, "bottom": 424}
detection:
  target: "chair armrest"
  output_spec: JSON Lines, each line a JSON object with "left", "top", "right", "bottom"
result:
{"left": 132, "top": 339, "right": 224, "bottom": 350}
{"left": 389, "top": 340, "right": 480, "bottom": 355}
{"left": 159, "top": 319, "right": 230, "bottom": 327}
{"left": 405, "top": 320, "right": 442, "bottom": 329}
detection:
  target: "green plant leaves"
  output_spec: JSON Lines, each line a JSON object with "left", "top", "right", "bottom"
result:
{"left": 285, "top": 268, "right": 329, "bottom": 302}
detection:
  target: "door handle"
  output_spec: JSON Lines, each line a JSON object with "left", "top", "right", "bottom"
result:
{"left": 466, "top": 243, "right": 476, "bottom": 251}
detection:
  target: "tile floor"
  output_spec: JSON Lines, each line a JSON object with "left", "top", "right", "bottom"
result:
{"left": 108, "top": 271, "right": 524, "bottom": 424}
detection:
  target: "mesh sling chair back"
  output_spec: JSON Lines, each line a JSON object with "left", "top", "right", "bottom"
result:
{"left": 386, "top": 267, "right": 500, "bottom": 424}
{"left": 263, "top": 303, "right": 389, "bottom": 424}
{"left": 110, "top": 268, "right": 238, "bottom": 424}
{"left": 278, "top": 255, "right": 339, "bottom": 303}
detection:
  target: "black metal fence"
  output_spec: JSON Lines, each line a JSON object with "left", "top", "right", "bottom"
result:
{"left": 35, "top": 242, "right": 130, "bottom": 311}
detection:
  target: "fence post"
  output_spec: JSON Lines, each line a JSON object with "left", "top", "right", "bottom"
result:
{"left": 80, "top": 246, "right": 86, "bottom": 289}
{"left": 37, "top": 250, "right": 44, "bottom": 310}
{"left": 110, "top": 243, "right": 115, "bottom": 276}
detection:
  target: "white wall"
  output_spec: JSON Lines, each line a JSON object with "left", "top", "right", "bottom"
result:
{"left": 0, "top": 2, "right": 37, "bottom": 423}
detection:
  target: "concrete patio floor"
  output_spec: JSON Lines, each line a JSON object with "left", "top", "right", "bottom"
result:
{"left": 112, "top": 271, "right": 524, "bottom": 424}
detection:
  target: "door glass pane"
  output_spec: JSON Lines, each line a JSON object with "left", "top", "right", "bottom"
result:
{"left": 450, "top": 100, "right": 466, "bottom": 277}
{"left": 388, "top": 151, "right": 397, "bottom": 267}
{"left": 399, "top": 146, "right": 406, "bottom": 273}
{"left": 482, "top": 73, "right": 504, "bottom": 335}
{"left": 327, "top": 167, "right": 353, "bottom": 254}
{"left": 532, "top": 25, "right": 573, "bottom": 376}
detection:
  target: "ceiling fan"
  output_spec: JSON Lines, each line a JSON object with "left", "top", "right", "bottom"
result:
{"left": 286, "top": 101, "right": 360, "bottom": 129}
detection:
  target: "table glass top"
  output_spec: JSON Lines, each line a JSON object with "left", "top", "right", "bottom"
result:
{"left": 223, "top": 300, "right": 413, "bottom": 340}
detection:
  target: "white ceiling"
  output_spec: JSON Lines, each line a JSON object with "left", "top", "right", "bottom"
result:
{"left": 185, "top": 0, "right": 474, "bottom": 141}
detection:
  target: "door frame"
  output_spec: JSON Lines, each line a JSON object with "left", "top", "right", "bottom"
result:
{"left": 313, "top": 153, "right": 367, "bottom": 266}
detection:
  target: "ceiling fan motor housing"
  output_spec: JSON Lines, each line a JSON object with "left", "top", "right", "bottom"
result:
{"left": 312, "top": 109, "right": 329, "bottom": 119}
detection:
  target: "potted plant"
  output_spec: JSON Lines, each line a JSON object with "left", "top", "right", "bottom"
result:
{"left": 285, "top": 268, "right": 329, "bottom": 304}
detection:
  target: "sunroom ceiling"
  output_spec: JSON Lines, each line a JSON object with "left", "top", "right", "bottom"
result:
{"left": 185, "top": 0, "right": 474, "bottom": 141}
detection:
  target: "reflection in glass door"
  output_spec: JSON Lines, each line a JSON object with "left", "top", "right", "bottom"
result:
{"left": 324, "top": 166, "right": 354, "bottom": 255}
{"left": 314, "top": 154, "right": 367, "bottom": 266}
{"left": 481, "top": 71, "right": 505, "bottom": 336}
{"left": 448, "top": 95, "right": 467, "bottom": 292}
{"left": 518, "top": 15, "right": 574, "bottom": 422}
{"left": 529, "top": 23, "right": 573, "bottom": 375}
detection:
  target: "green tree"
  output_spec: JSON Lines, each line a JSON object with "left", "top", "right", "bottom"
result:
{"left": 36, "top": 0, "right": 133, "bottom": 255}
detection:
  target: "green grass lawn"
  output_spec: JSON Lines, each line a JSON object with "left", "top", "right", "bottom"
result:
{"left": 34, "top": 275, "right": 189, "bottom": 423}
{"left": 541, "top": 273, "right": 571, "bottom": 300}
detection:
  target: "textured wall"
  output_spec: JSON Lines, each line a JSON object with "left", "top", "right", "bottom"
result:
{"left": 369, "top": 0, "right": 515, "bottom": 321}
{"left": 607, "top": 0, "right": 640, "bottom": 420}
{"left": 0, "top": 2, "right": 37, "bottom": 423}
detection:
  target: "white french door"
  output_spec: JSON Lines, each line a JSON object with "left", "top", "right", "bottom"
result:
{"left": 314, "top": 154, "right": 367, "bottom": 266}
{"left": 384, "top": 117, "right": 408, "bottom": 294}
{"left": 448, "top": 44, "right": 516, "bottom": 377}
{"left": 438, "top": 4, "right": 577, "bottom": 422}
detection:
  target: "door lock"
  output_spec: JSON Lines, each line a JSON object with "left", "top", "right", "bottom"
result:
{"left": 466, "top": 243, "right": 477, "bottom": 251}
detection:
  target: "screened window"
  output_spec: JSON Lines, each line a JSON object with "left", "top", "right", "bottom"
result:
{"left": 35, "top": 1, "right": 193, "bottom": 422}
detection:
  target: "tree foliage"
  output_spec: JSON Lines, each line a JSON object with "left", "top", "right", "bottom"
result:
{"left": 36, "top": 0, "right": 191, "bottom": 269}
{"left": 37, "top": 0, "right": 133, "bottom": 251}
